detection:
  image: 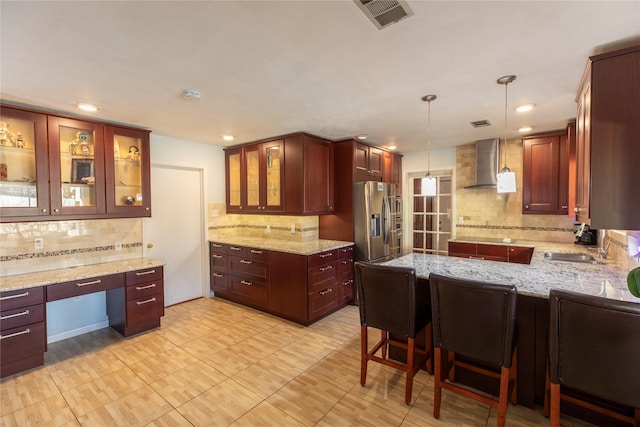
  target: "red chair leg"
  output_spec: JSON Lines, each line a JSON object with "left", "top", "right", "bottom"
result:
{"left": 360, "top": 325, "right": 368, "bottom": 386}
{"left": 381, "top": 329, "right": 387, "bottom": 359}
{"left": 433, "top": 347, "right": 442, "bottom": 419}
{"left": 405, "top": 337, "right": 415, "bottom": 405}
{"left": 497, "top": 366, "right": 510, "bottom": 427}
{"left": 550, "top": 382, "right": 561, "bottom": 427}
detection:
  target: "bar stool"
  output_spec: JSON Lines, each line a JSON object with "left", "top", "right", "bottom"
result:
{"left": 546, "top": 289, "right": 640, "bottom": 426}
{"left": 429, "top": 273, "right": 518, "bottom": 427}
{"left": 354, "top": 261, "right": 432, "bottom": 405}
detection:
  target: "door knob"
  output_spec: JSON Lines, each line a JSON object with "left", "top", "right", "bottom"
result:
{"left": 147, "top": 243, "right": 154, "bottom": 248}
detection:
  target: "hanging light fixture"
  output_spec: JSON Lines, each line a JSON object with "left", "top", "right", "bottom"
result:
{"left": 496, "top": 75, "right": 517, "bottom": 194}
{"left": 420, "top": 94, "right": 437, "bottom": 196}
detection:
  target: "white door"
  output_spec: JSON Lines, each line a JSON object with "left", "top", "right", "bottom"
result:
{"left": 143, "top": 164, "right": 205, "bottom": 306}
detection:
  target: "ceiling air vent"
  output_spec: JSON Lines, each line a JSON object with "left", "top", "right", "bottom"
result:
{"left": 470, "top": 119, "right": 492, "bottom": 128}
{"left": 353, "top": 0, "right": 413, "bottom": 30}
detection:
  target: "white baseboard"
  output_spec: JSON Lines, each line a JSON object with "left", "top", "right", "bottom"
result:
{"left": 47, "top": 320, "right": 110, "bottom": 344}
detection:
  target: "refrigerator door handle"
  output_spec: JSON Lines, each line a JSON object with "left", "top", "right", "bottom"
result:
{"left": 382, "top": 196, "right": 391, "bottom": 245}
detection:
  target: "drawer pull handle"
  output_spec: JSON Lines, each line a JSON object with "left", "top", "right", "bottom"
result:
{"left": 136, "top": 297, "right": 156, "bottom": 305}
{"left": 342, "top": 260, "right": 353, "bottom": 265}
{"left": 468, "top": 256, "right": 485, "bottom": 260}
{"left": 320, "top": 288, "right": 333, "bottom": 296}
{"left": 135, "top": 284, "right": 156, "bottom": 290}
{"left": 0, "top": 291, "right": 29, "bottom": 301}
{"left": 0, "top": 328, "right": 30, "bottom": 340}
{"left": 319, "top": 252, "right": 333, "bottom": 258}
{"left": 250, "top": 249, "right": 263, "bottom": 254}
{"left": 0, "top": 310, "right": 29, "bottom": 320}
{"left": 319, "top": 265, "right": 333, "bottom": 272}
{"left": 212, "top": 273, "right": 224, "bottom": 278}
{"left": 342, "top": 279, "right": 354, "bottom": 286}
{"left": 341, "top": 248, "right": 353, "bottom": 253}
{"left": 230, "top": 246, "right": 242, "bottom": 251}
{"left": 240, "top": 259, "right": 252, "bottom": 264}
{"left": 212, "top": 254, "right": 223, "bottom": 259}
{"left": 212, "top": 243, "right": 223, "bottom": 248}
{"left": 77, "top": 279, "right": 101, "bottom": 287}
{"left": 135, "top": 269, "right": 156, "bottom": 276}
{"left": 240, "top": 280, "right": 253, "bottom": 286}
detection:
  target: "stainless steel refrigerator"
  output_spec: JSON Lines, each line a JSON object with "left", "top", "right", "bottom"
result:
{"left": 353, "top": 181, "right": 402, "bottom": 262}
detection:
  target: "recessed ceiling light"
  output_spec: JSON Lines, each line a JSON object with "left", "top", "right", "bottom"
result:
{"left": 76, "top": 102, "right": 100, "bottom": 112}
{"left": 356, "top": 134, "right": 369, "bottom": 140}
{"left": 515, "top": 104, "right": 535, "bottom": 113}
{"left": 182, "top": 89, "right": 201, "bottom": 100}
{"left": 222, "top": 135, "right": 235, "bottom": 141}
{"left": 518, "top": 126, "right": 533, "bottom": 133}
{"left": 387, "top": 145, "right": 397, "bottom": 150}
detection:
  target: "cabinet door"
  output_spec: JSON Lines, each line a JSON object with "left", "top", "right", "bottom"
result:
{"left": 262, "top": 140, "right": 284, "bottom": 212}
{"left": 382, "top": 151, "right": 393, "bottom": 183}
{"left": 522, "top": 133, "right": 568, "bottom": 215}
{"left": 244, "top": 144, "right": 261, "bottom": 210}
{"left": 392, "top": 154, "right": 403, "bottom": 195}
{"left": 104, "top": 126, "right": 151, "bottom": 216}
{"left": 48, "top": 116, "right": 105, "bottom": 216}
{"left": 368, "top": 147, "right": 383, "bottom": 178}
{"left": 304, "top": 136, "right": 334, "bottom": 213}
{"left": 0, "top": 106, "right": 50, "bottom": 219}
{"left": 575, "top": 78, "right": 591, "bottom": 222}
{"left": 354, "top": 142, "right": 369, "bottom": 176}
{"left": 225, "top": 148, "right": 243, "bottom": 212}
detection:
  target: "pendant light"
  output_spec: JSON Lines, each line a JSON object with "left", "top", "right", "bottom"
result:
{"left": 496, "top": 75, "right": 517, "bottom": 194}
{"left": 420, "top": 94, "right": 437, "bottom": 196}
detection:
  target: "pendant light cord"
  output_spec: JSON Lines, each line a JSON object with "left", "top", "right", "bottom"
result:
{"left": 503, "top": 81, "right": 509, "bottom": 170}
{"left": 427, "top": 99, "right": 431, "bottom": 174}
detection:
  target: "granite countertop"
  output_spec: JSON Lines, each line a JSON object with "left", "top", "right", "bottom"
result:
{"left": 0, "top": 258, "right": 165, "bottom": 292}
{"left": 384, "top": 245, "right": 636, "bottom": 302}
{"left": 209, "top": 236, "right": 354, "bottom": 256}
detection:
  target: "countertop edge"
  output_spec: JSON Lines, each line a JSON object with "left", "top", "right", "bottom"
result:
{"left": 208, "top": 237, "right": 354, "bottom": 255}
{"left": 1, "top": 258, "right": 165, "bottom": 292}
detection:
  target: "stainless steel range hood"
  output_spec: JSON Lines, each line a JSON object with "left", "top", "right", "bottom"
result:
{"left": 464, "top": 138, "right": 499, "bottom": 188}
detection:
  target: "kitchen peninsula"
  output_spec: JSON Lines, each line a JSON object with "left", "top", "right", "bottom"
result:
{"left": 384, "top": 242, "right": 636, "bottom": 418}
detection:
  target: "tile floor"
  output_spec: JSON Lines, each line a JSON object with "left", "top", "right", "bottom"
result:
{"left": 0, "top": 297, "right": 593, "bottom": 426}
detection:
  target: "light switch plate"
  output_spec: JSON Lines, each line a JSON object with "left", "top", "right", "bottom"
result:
{"left": 34, "top": 237, "right": 44, "bottom": 250}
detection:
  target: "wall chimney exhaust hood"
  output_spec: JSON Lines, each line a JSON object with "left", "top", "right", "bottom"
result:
{"left": 464, "top": 138, "right": 499, "bottom": 188}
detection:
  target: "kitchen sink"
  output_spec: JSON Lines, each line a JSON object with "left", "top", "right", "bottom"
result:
{"left": 543, "top": 252, "right": 598, "bottom": 264}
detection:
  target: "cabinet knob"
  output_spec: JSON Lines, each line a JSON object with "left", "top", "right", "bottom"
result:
{"left": 53, "top": 208, "right": 60, "bottom": 213}
{"left": 41, "top": 208, "right": 47, "bottom": 213}
{"left": 525, "top": 205, "right": 529, "bottom": 209}
{"left": 145, "top": 207, "right": 150, "bottom": 211}
{"left": 561, "top": 205, "right": 568, "bottom": 209}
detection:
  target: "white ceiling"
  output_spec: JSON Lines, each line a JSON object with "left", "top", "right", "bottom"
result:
{"left": 1, "top": 1, "right": 639, "bottom": 153}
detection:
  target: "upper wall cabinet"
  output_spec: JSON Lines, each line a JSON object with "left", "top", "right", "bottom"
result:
{"left": 522, "top": 130, "right": 568, "bottom": 215}
{"left": 224, "top": 132, "right": 333, "bottom": 215}
{"left": 576, "top": 45, "right": 640, "bottom": 230}
{"left": 0, "top": 104, "right": 151, "bottom": 222}
{"left": 354, "top": 141, "right": 383, "bottom": 181}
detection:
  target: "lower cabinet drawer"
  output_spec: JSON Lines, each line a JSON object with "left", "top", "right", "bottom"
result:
{"left": 0, "top": 287, "right": 44, "bottom": 311}
{"left": 127, "top": 280, "right": 163, "bottom": 300}
{"left": 211, "top": 271, "right": 229, "bottom": 292}
{"left": 230, "top": 276, "right": 268, "bottom": 305}
{"left": 338, "top": 278, "right": 354, "bottom": 305}
{"left": 308, "top": 286, "right": 338, "bottom": 321}
{"left": 126, "top": 267, "right": 163, "bottom": 286}
{"left": 126, "top": 293, "right": 164, "bottom": 326}
{"left": 308, "top": 262, "right": 338, "bottom": 293}
{"left": 0, "top": 304, "right": 45, "bottom": 331}
{"left": 47, "top": 273, "right": 123, "bottom": 301}
{"left": 228, "top": 256, "right": 269, "bottom": 279}
{"left": 0, "top": 321, "right": 46, "bottom": 365}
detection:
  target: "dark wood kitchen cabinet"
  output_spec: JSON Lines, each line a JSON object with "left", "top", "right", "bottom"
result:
{"left": 0, "top": 287, "right": 46, "bottom": 378}
{"left": 575, "top": 45, "right": 640, "bottom": 229}
{"left": 209, "top": 241, "right": 354, "bottom": 325}
{"left": 383, "top": 151, "right": 403, "bottom": 195}
{"left": 224, "top": 132, "right": 333, "bottom": 214}
{"left": 354, "top": 141, "right": 383, "bottom": 181}
{"left": 522, "top": 131, "right": 568, "bottom": 215}
{"left": 0, "top": 104, "right": 152, "bottom": 222}
{"left": 448, "top": 242, "right": 533, "bottom": 265}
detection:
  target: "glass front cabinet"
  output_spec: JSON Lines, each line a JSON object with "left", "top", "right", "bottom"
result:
{"left": 0, "top": 105, "right": 151, "bottom": 222}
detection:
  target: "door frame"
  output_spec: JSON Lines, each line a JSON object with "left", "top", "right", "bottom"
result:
{"left": 144, "top": 163, "right": 208, "bottom": 304}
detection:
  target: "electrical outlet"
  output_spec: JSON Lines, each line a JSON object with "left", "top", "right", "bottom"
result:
{"left": 290, "top": 224, "right": 295, "bottom": 234}
{"left": 210, "top": 209, "right": 219, "bottom": 217}
{"left": 34, "top": 237, "right": 44, "bottom": 250}
{"left": 114, "top": 241, "right": 122, "bottom": 251}
{"left": 458, "top": 216, "right": 464, "bottom": 225}
{"left": 265, "top": 225, "right": 271, "bottom": 233}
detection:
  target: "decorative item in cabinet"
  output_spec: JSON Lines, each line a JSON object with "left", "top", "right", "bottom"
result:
{"left": 209, "top": 242, "right": 230, "bottom": 295}
{"left": 522, "top": 130, "right": 568, "bottom": 215}
{"left": 0, "top": 105, "right": 49, "bottom": 219}
{"left": 104, "top": 125, "right": 151, "bottom": 216}
{"left": 1, "top": 287, "right": 46, "bottom": 378}
{"left": 48, "top": 116, "right": 105, "bottom": 216}
{"left": 225, "top": 147, "right": 243, "bottom": 211}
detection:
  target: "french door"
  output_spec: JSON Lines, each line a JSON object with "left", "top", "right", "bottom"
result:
{"left": 410, "top": 172, "right": 452, "bottom": 255}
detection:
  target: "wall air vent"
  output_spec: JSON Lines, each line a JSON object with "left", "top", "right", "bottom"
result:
{"left": 470, "top": 119, "right": 492, "bottom": 128}
{"left": 353, "top": 0, "right": 414, "bottom": 30}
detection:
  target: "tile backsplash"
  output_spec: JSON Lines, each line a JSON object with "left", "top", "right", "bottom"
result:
{"left": 207, "top": 203, "right": 319, "bottom": 242}
{"left": 455, "top": 139, "right": 575, "bottom": 243}
{"left": 0, "top": 218, "right": 143, "bottom": 276}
